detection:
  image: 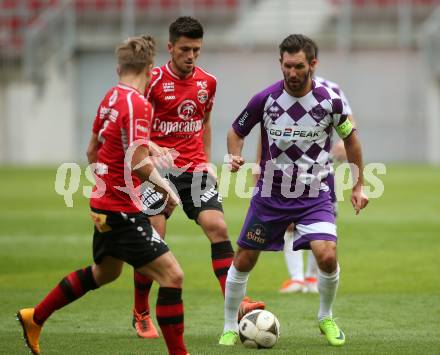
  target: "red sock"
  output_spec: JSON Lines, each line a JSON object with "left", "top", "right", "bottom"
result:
{"left": 211, "top": 241, "right": 234, "bottom": 296}
{"left": 134, "top": 271, "right": 153, "bottom": 314}
{"left": 33, "top": 266, "right": 98, "bottom": 325}
{"left": 156, "top": 287, "right": 187, "bottom": 355}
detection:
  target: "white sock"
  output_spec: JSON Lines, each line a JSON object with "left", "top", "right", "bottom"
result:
{"left": 283, "top": 231, "right": 304, "bottom": 281}
{"left": 317, "top": 264, "right": 340, "bottom": 320}
{"left": 305, "top": 250, "right": 318, "bottom": 279}
{"left": 223, "top": 264, "right": 249, "bottom": 332}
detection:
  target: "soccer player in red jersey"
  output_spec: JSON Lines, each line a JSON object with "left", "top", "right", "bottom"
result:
{"left": 16, "top": 35, "right": 188, "bottom": 355}
{"left": 132, "top": 17, "right": 264, "bottom": 338}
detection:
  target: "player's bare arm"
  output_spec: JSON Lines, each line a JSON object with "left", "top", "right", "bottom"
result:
{"left": 343, "top": 131, "right": 369, "bottom": 214}
{"left": 86, "top": 133, "right": 99, "bottom": 164}
{"left": 148, "top": 141, "right": 175, "bottom": 169}
{"left": 131, "top": 144, "right": 180, "bottom": 212}
{"left": 203, "top": 111, "right": 212, "bottom": 161}
{"left": 227, "top": 128, "right": 245, "bottom": 172}
{"left": 202, "top": 111, "right": 218, "bottom": 180}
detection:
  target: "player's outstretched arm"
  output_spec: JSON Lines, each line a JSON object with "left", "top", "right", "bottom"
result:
{"left": 226, "top": 128, "right": 245, "bottom": 172}
{"left": 203, "top": 111, "right": 212, "bottom": 162}
{"left": 343, "top": 131, "right": 369, "bottom": 214}
{"left": 252, "top": 136, "right": 262, "bottom": 186}
{"left": 131, "top": 145, "right": 180, "bottom": 211}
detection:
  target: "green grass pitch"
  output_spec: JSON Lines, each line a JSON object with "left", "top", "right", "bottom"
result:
{"left": 0, "top": 165, "right": 439, "bottom": 354}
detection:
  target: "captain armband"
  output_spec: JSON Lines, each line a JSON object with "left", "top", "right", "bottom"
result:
{"left": 335, "top": 119, "right": 354, "bottom": 139}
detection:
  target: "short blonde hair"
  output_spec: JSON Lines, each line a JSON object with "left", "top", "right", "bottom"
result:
{"left": 116, "top": 35, "right": 156, "bottom": 75}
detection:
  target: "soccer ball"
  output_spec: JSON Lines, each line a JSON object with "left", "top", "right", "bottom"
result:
{"left": 238, "top": 310, "right": 280, "bottom": 349}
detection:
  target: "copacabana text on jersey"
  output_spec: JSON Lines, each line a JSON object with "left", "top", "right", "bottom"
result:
{"left": 153, "top": 118, "right": 203, "bottom": 135}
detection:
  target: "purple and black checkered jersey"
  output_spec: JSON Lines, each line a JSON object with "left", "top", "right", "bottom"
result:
{"left": 232, "top": 79, "right": 350, "bottom": 198}
{"left": 315, "top": 76, "right": 352, "bottom": 115}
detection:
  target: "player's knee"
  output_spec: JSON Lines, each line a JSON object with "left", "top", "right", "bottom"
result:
{"left": 206, "top": 219, "right": 229, "bottom": 241}
{"left": 170, "top": 271, "right": 184, "bottom": 288}
{"left": 316, "top": 251, "right": 337, "bottom": 273}
{"left": 166, "top": 265, "right": 184, "bottom": 288}
{"left": 234, "top": 259, "right": 252, "bottom": 272}
{"left": 234, "top": 250, "right": 258, "bottom": 272}
{"left": 93, "top": 266, "right": 122, "bottom": 286}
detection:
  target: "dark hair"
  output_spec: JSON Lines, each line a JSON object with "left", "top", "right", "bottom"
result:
{"left": 169, "top": 16, "right": 204, "bottom": 43}
{"left": 116, "top": 35, "right": 156, "bottom": 74}
{"left": 279, "top": 34, "right": 318, "bottom": 63}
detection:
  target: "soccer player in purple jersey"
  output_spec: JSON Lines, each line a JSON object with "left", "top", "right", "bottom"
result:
{"left": 219, "top": 34, "right": 368, "bottom": 347}
{"left": 280, "top": 76, "right": 354, "bottom": 294}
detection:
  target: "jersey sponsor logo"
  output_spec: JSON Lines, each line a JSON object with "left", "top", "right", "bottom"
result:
{"left": 153, "top": 118, "right": 203, "bottom": 135}
{"left": 99, "top": 106, "right": 119, "bottom": 122}
{"left": 310, "top": 106, "right": 327, "bottom": 120}
{"left": 196, "top": 80, "right": 207, "bottom": 90}
{"left": 197, "top": 89, "right": 208, "bottom": 104}
{"left": 200, "top": 186, "right": 219, "bottom": 203}
{"left": 99, "top": 106, "right": 110, "bottom": 119}
{"left": 246, "top": 223, "right": 267, "bottom": 245}
{"left": 268, "top": 105, "right": 281, "bottom": 119}
{"left": 238, "top": 110, "right": 250, "bottom": 126}
{"left": 178, "top": 99, "right": 197, "bottom": 120}
{"left": 151, "top": 230, "right": 165, "bottom": 244}
{"left": 165, "top": 95, "right": 176, "bottom": 100}
{"left": 163, "top": 82, "right": 175, "bottom": 93}
{"left": 141, "top": 186, "right": 164, "bottom": 208}
{"left": 109, "top": 109, "right": 119, "bottom": 122}
{"left": 268, "top": 124, "right": 323, "bottom": 141}
{"left": 108, "top": 89, "right": 118, "bottom": 107}
{"left": 135, "top": 119, "right": 149, "bottom": 139}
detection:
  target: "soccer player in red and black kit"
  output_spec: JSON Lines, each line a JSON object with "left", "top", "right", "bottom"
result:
{"left": 16, "top": 35, "right": 188, "bottom": 355}
{"left": 132, "top": 16, "right": 264, "bottom": 338}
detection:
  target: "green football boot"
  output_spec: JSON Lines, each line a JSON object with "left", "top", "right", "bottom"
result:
{"left": 319, "top": 317, "right": 345, "bottom": 346}
{"left": 218, "top": 330, "right": 239, "bottom": 346}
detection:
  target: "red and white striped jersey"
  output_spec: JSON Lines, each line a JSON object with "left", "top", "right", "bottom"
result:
{"left": 90, "top": 83, "right": 152, "bottom": 213}
{"left": 145, "top": 62, "right": 217, "bottom": 171}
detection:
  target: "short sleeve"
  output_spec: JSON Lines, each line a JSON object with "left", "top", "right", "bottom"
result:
{"left": 144, "top": 67, "right": 162, "bottom": 105}
{"left": 337, "top": 87, "right": 353, "bottom": 116}
{"left": 92, "top": 105, "right": 102, "bottom": 134}
{"left": 92, "top": 96, "right": 110, "bottom": 135}
{"left": 232, "top": 92, "right": 266, "bottom": 137}
{"left": 205, "top": 79, "right": 217, "bottom": 113}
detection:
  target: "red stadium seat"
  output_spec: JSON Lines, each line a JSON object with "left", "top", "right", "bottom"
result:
{"left": 7, "top": 16, "right": 23, "bottom": 31}
{"left": 160, "top": 0, "right": 178, "bottom": 9}
{"left": 225, "top": 0, "right": 237, "bottom": 8}
{"left": 0, "top": 0, "right": 19, "bottom": 10}
{"left": 135, "top": 0, "right": 152, "bottom": 9}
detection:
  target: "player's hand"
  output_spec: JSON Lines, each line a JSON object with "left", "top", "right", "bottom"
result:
{"left": 148, "top": 142, "right": 177, "bottom": 169}
{"left": 351, "top": 185, "right": 369, "bottom": 215}
{"left": 206, "top": 163, "right": 218, "bottom": 181}
{"left": 163, "top": 188, "right": 180, "bottom": 216}
{"left": 225, "top": 154, "right": 245, "bottom": 172}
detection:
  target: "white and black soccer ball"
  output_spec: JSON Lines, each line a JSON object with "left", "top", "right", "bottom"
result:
{"left": 238, "top": 310, "right": 280, "bottom": 349}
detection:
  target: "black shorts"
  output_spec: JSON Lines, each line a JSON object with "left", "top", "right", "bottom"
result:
{"left": 141, "top": 171, "right": 223, "bottom": 220}
{"left": 91, "top": 208, "right": 169, "bottom": 268}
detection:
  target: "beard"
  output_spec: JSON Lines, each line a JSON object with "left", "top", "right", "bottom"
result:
{"left": 285, "top": 68, "right": 311, "bottom": 93}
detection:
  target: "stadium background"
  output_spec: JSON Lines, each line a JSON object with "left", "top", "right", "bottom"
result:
{"left": 1, "top": 1, "right": 439, "bottom": 354}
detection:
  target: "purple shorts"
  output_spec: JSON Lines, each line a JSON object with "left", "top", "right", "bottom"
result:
{"left": 327, "top": 172, "right": 336, "bottom": 204}
{"left": 237, "top": 190, "right": 337, "bottom": 251}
